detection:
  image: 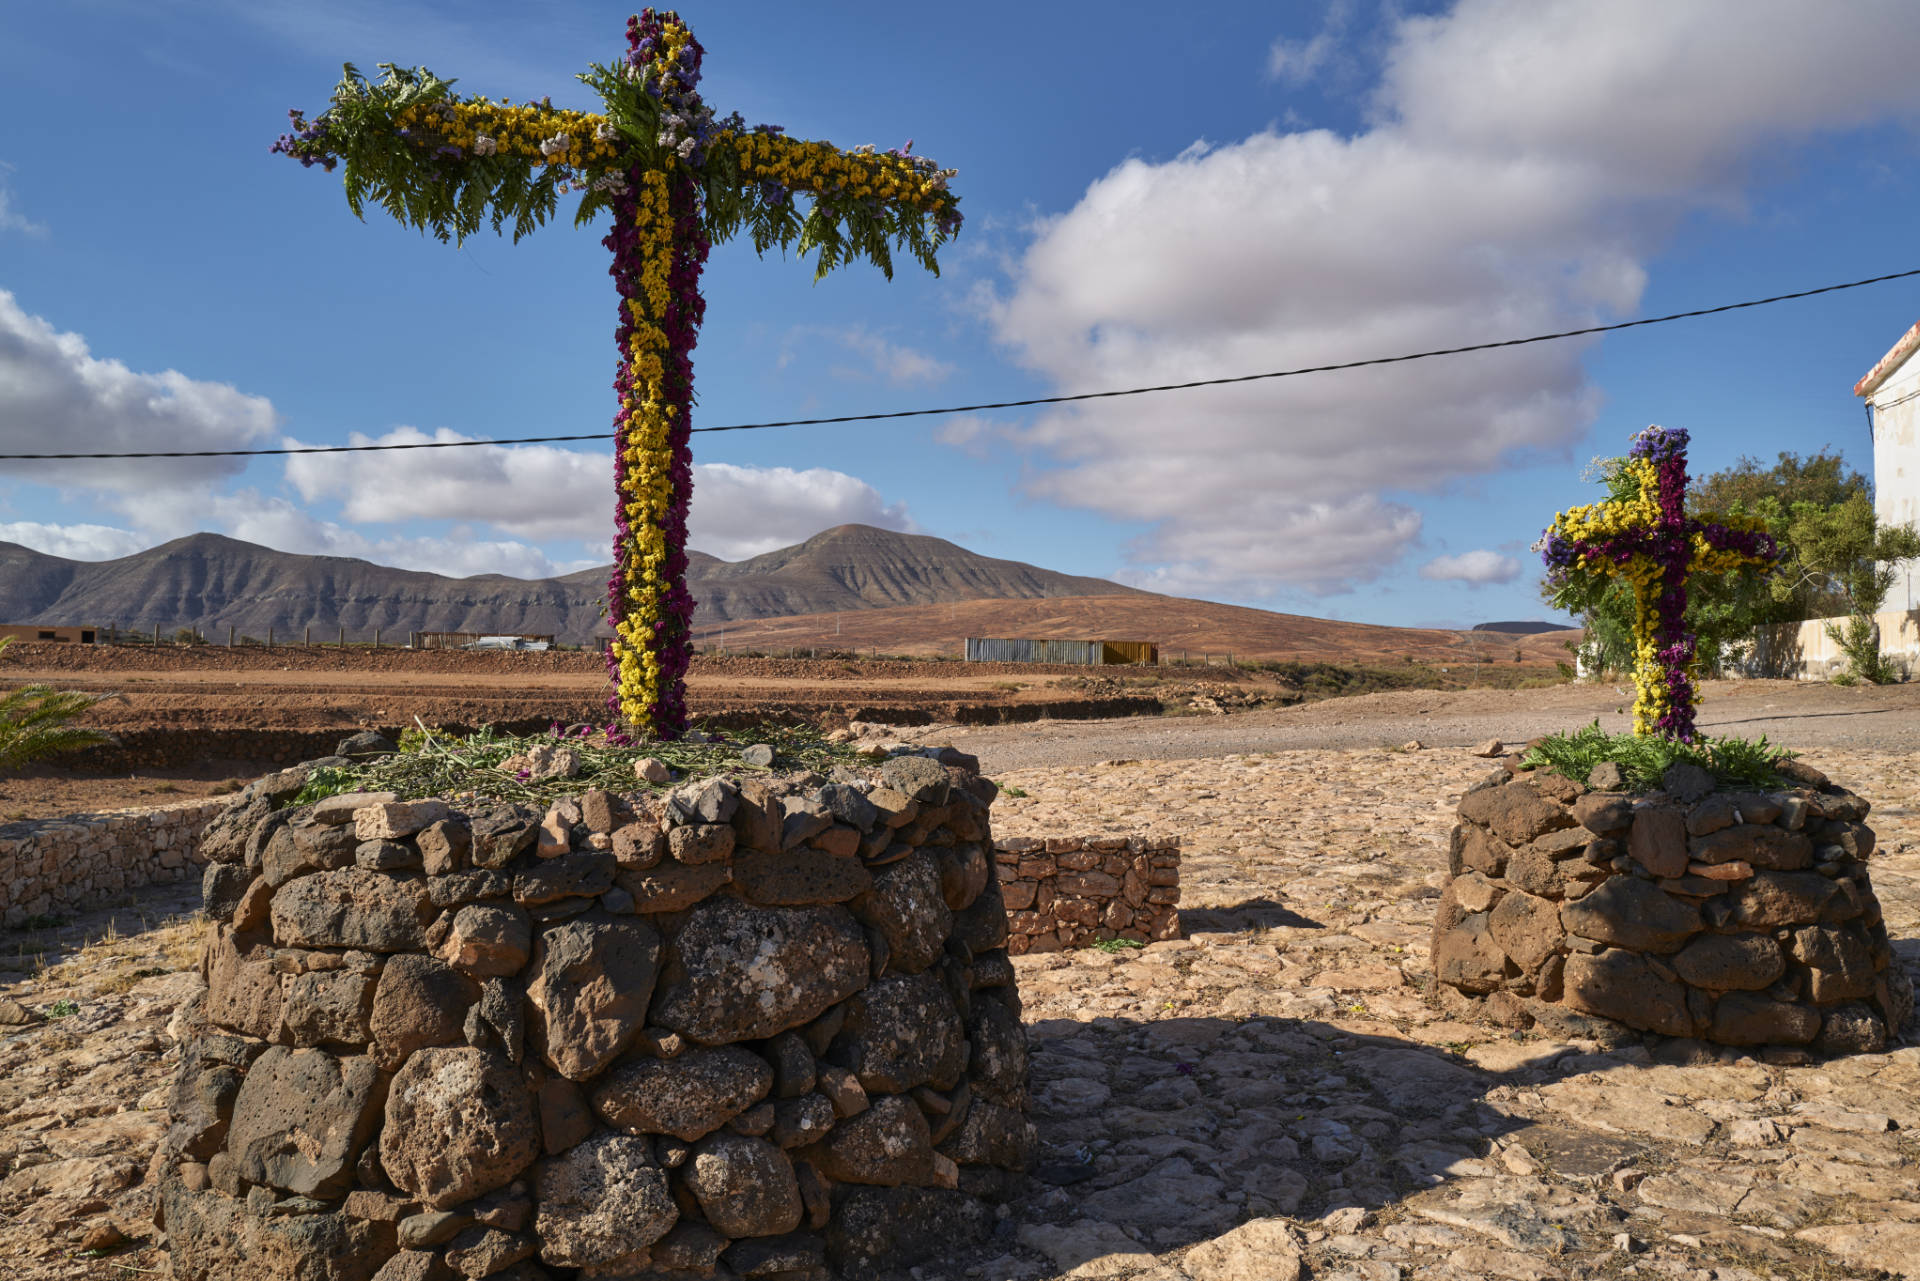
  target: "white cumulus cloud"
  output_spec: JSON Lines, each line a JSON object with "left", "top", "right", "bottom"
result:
{"left": 988, "top": 0, "right": 1920, "bottom": 599}
{"left": 1420, "top": 549, "right": 1522, "bottom": 584}
{"left": 0, "top": 290, "right": 276, "bottom": 491}
{"left": 0, "top": 520, "right": 151, "bottom": 560}
{"left": 283, "top": 428, "right": 913, "bottom": 563}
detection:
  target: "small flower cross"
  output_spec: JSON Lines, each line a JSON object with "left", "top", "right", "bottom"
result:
{"left": 1539, "top": 426, "right": 1778, "bottom": 741}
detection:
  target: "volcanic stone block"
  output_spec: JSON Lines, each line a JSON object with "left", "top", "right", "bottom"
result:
{"left": 1671, "top": 934, "right": 1785, "bottom": 991}
{"left": 513, "top": 852, "right": 615, "bottom": 906}
{"left": 827, "top": 1186, "right": 995, "bottom": 1272}
{"left": 439, "top": 904, "right": 533, "bottom": 978}
{"left": 802, "top": 1093, "right": 935, "bottom": 1186}
{"left": 880, "top": 756, "right": 951, "bottom": 806}
{"left": 417, "top": 818, "right": 471, "bottom": 876}
{"left": 1711, "top": 992, "right": 1821, "bottom": 1045}
{"left": 950, "top": 875, "right": 1010, "bottom": 954}
{"left": 381, "top": 1047, "right": 540, "bottom": 1209}
{"left": 533, "top": 1132, "right": 677, "bottom": 1270}
{"left": 1571, "top": 792, "right": 1633, "bottom": 834}
{"left": 669, "top": 778, "right": 741, "bottom": 826}
{"left": 1559, "top": 877, "right": 1700, "bottom": 953}
{"left": 591, "top": 1045, "right": 773, "bottom": 1141}
{"left": 1561, "top": 949, "right": 1691, "bottom": 1036}
{"left": 767, "top": 1031, "right": 816, "bottom": 1098}
{"left": 668, "top": 823, "right": 736, "bottom": 866}
{"left": 1488, "top": 889, "right": 1564, "bottom": 973}
{"left": 1815, "top": 1003, "right": 1889, "bottom": 1054}
{"left": 163, "top": 1179, "right": 395, "bottom": 1281}
{"left": 205, "top": 928, "right": 287, "bottom": 1041}
{"left": 1458, "top": 781, "right": 1575, "bottom": 845}
{"left": 203, "top": 864, "right": 254, "bottom": 921}
{"left": 1790, "top": 925, "right": 1877, "bottom": 1001}
{"left": 1627, "top": 806, "right": 1690, "bottom": 878}
{"left": 1453, "top": 823, "right": 1509, "bottom": 877}
{"left": 527, "top": 915, "right": 661, "bottom": 1080}
{"left": 370, "top": 954, "right": 479, "bottom": 1070}
{"left": 615, "top": 860, "right": 731, "bottom": 913}
{"left": 1691, "top": 825, "right": 1813, "bottom": 871}
{"left": 686, "top": 1132, "right": 804, "bottom": 1237}
{"left": 468, "top": 805, "right": 540, "bottom": 870}
{"left": 1431, "top": 912, "right": 1506, "bottom": 995}
{"left": 833, "top": 971, "right": 968, "bottom": 1094}
{"left": 725, "top": 1231, "right": 828, "bottom": 1278}
{"left": 772, "top": 1094, "right": 838, "bottom": 1149}
{"left": 936, "top": 1097, "right": 1035, "bottom": 1169}
{"left": 272, "top": 869, "right": 433, "bottom": 952}
{"left": 964, "top": 990, "right": 1026, "bottom": 1106}
{"left": 227, "top": 1047, "right": 384, "bottom": 1197}
{"left": 732, "top": 848, "right": 873, "bottom": 907}
{"left": 855, "top": 851, "right": 953, "bottom": 975}
{"left": 1725, "top": 871, "right": 1839, "bottom": 927}
{"left": 283, "top": 966, "right": 377, "bottom": 1048}
{"left": 166, "top": 1065, "right": 245, "bottom": 1161}
{"left": 652, "top": 898, "right": 869, "bottom": 1044}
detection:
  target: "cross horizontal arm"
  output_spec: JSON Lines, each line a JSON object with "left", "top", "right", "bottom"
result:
{"left": 277, "top": 61, "right": 965, "bottom": 277}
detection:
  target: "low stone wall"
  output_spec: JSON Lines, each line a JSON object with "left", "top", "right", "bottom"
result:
{"left": 157, "top": 755, "right": 1032, "bottom": 1281}
{"left": 0, "top": 799, "right": 227, "bottom": 927}
{"left": 994, "top": 834, "right": 1180, "bottom": 953}
{"left": 1431, "top": 759, "right": 1914, "bottom": 1053}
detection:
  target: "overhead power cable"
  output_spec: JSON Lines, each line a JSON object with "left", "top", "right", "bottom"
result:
{"left": 4, "top": 265, "right": 1916, "bottom": 462}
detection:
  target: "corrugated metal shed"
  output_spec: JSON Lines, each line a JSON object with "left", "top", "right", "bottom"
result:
{"left": 966, "top": 637, "right": 1159, "bottom": 665}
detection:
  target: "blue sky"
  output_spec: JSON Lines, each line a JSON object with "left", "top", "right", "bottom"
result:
{"left": 4, "top": 0, "right": 1920, "bottom": 629}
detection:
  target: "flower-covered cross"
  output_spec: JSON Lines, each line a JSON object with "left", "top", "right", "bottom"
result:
{"left": 272, "top": 10, "right": 961, "bottom": 740}
{"left": 1539, "top": 426, "right": 1778, "bottom": 741}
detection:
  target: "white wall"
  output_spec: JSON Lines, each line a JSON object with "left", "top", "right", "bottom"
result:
{"left": 1870, "top": 346, "right": 1920, "bottom": 610}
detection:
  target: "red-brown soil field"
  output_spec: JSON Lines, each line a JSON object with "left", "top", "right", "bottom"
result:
{"left": 0, "top": 600, "right": 1575, "bottom": 818}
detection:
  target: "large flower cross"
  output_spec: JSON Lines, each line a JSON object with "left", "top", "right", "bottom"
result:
{"left": 272, "top": 10, "right": 961, "bottom": 739}
{"left": 1540, "top": 426, "right": 1778, "bottom": 741}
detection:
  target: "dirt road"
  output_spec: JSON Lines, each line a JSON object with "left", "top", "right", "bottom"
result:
{"left": 935, "top": 678, "right": 1920, "bottom": 772}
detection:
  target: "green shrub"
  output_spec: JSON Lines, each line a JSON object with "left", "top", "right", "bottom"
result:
{"left": 1520, "top": 720, "right": 1789, "bottom": 791}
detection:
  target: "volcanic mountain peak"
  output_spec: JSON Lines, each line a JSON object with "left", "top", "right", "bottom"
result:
{"left": 0, "top": 523, "right": 1137, "bottom": 641}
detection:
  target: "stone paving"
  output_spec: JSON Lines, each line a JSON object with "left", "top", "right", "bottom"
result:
{"left": 0, "top": 744, "right": 1916, "bottom": 1279}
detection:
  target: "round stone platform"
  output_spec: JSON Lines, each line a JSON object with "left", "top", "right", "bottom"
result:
{"left": 156, "top": 752, "right": 1031, "bottom": 1280}
{"left": 1431, "top": 756, "right": 1913, "bottom": 1053}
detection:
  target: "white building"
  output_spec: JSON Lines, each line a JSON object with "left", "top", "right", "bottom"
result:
{"left": 1855, "top": 319, "right": 1920, "bottom": 611}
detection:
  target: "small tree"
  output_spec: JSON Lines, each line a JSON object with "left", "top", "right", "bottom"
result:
{"left": 1778, "top": 494, "right": 1920, "bottom": 683}
{"left": 0, "top": 638, "right": 117, "bottom": 770}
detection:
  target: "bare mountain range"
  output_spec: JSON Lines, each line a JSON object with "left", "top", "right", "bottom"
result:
{"left": 0, "top": 525, "right": 1143, "bottom": 642}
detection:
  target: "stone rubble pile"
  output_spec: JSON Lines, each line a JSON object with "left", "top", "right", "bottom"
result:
{"left": 1432, "top": 756, "right": 1914, "bottom": 1052}
{"left": 993, "top": 835, "right": 1180, "bottom": 953}
{"left": 156, "top": 752, "right": 1033, "bottom": 1281}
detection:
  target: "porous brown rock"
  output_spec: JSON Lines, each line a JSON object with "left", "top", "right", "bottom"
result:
{"left": 380, "top": 1047, "right": 540, "bottom": 1209}
{"left": 591, "top": 1044, "right": 772, "bottom": 1141}
{"left": 651, "top": 898, "right": 869, "bottom": 1044}
{"left": 1433, "top": 758, "right": 1902, "bottom": 1052}
{"left": 160, "top": 757, "right": 1027, "bottom": 1280}
{"left": 527, "top": 915, "right": 661, "bottom": 1080}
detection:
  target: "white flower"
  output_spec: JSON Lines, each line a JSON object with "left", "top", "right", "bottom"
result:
{"left": 540, "top": 133, "right": 572, "bottom": 158}
{"left": 657, "top": 129, "right": 676, "bottom": 147}
{"left": 676, "top": 136, "right": 697, "bottom": 159}
{"left": 853, "top": 143, "right": 875, "bottom": 155}
{"left": 472, "top": 135, "right": 498, "bottom": 156}
{"left": 594, "top": 121, "right": 620, "bottom": 142}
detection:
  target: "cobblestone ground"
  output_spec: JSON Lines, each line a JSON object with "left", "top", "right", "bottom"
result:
{"left": 982, "top": 746, "right": 1920, "bottom": 1281}
{"left": 0, "top": 745, "right": 1916, "bottom": 1279}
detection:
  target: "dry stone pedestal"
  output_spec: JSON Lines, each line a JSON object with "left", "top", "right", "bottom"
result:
{"left": 1431, "top": 755, "right": 1913, "bottom": 1053}
{"left": 157, "top": 751, "right": 1032, "bottom": 1281}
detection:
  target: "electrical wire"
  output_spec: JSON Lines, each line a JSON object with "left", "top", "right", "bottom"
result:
{"left": 4, "top": 265, "right": 1916, "bottom": 461}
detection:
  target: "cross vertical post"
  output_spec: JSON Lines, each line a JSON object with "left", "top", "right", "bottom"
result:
{"left": 273, "top": 8, "right": 962, "bottom": 739}
{"left": 1540, "top": 426, "right": 1779, "bottom": 740}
